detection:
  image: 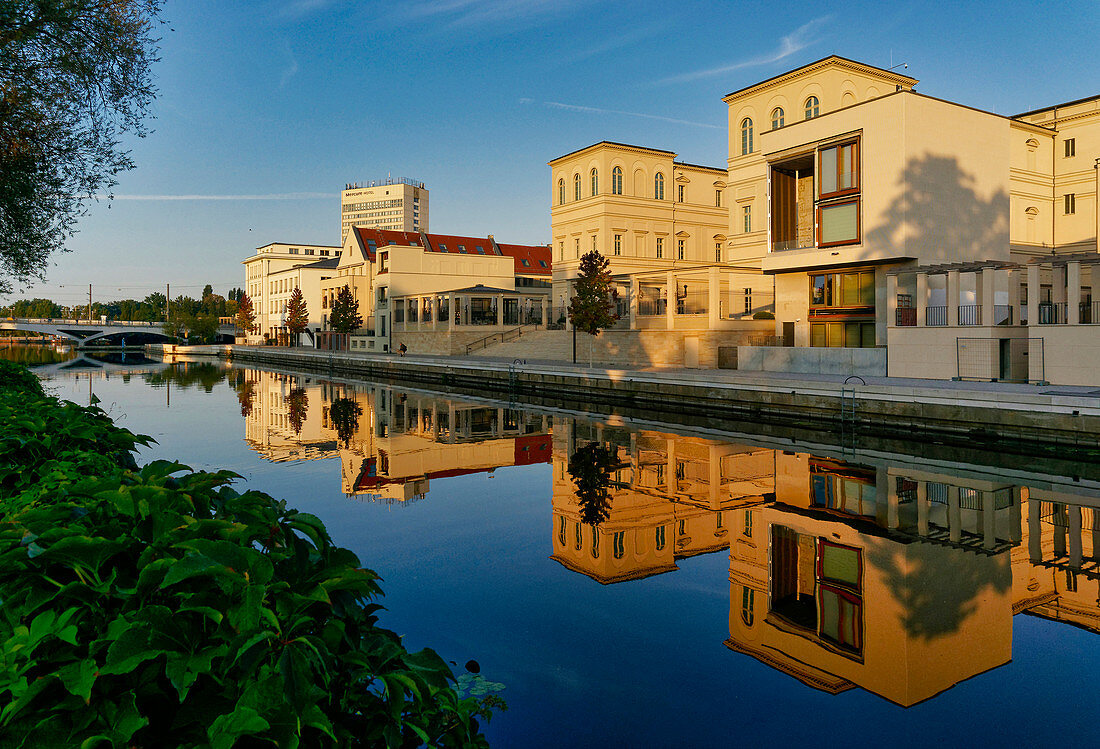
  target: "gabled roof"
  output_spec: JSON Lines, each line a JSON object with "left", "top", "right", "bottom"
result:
{"left": 299, "top": 257, "right": 340, "bottom": 270}
{"left": 350, "top": 227, "right": 551, "bottom": 275}
{"left": 722, "top": 54, "right": 918, "bottom": 101}
{"left": 549, "top": 140, "right": 676, "bottom": 165}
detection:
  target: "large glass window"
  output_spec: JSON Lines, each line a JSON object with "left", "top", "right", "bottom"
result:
{"left": 613, "top": 234, "right": 621, "bottom": 255}
{"left": 741, "top": 118, "right": 753, "bottom": 155}
{"left": 573, "top": 173, "right": 581, "bottom": 201}
{"left": 612, "top": 166, "right": 623, "bottom": 195}
{"left": 817, "top": 140, "right": 860, "bottom": 247}
{"left": 590, "top": 168, "right": 598, "bottom": 196}
{"left": 654, "top": 172, "right": 665, "bottom": 200}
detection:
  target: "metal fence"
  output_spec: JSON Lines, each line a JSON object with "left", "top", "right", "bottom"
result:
{"left": 956, "top": 337, "right": 1040, "bottom": 382}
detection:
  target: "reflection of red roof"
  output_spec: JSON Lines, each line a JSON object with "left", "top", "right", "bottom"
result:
{"left": 352, "top": 227, "right": 551, "bottom": 275}
{"left": 514, "top": 434, "right": 552, "bottom": 466}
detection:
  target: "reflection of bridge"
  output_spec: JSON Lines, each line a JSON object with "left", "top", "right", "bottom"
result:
{"left": 33, "top": 352, "right": 169, "bottom": 378}
{"left": 0, "top": 318, "right": 236, "bottom": 345}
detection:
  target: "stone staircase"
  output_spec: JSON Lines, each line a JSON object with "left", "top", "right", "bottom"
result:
{"left": 474, "top": 329, "right": 591, "bottom": 363}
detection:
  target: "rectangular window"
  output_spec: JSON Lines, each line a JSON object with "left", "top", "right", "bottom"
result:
{"left": 1065, "top": 193, "right": 1076, "bottom": 215}
{"left": 715, "top": 243, "right": 722, "bottom": 262}
{"left": 591, "top": 235, "right": 597, "bottom": 252}
{"left": 678, "top": 184, "right": 685, "bottom": 202}
{"left": 614, "top": 234, "right": 621, "bottom": 255}
{"left": 744, "top": 288, "right": 752, "bottom": 314}
{"left": 677, "top": 239, "right": 685, "bottom": 260}
{"left": 743, "top": 205, "right": 752, "bottom": 234}
{"left": 819, "top": 142, "right": 857, "bottom": 198}
{"left": 574, "top": 238, "right": 580, "bottom": 258}
{"left": 819, "top": 200, "right": 860, "bottom": 245}
{"left": 1065, "top": 138, "right": 1076, "bottom": 157}
{"left": 716, "top": 189, "right": 722, "bottom": 207}
{"left": 656, "top": 237, "right": 664, "bottom": 259}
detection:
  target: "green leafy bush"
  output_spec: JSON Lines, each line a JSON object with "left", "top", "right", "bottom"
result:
{"left": 0, "top": 368, "right": 494, "bottom": 747}
{"left": 0, "top": 360, "right": 43, "bottom": 397}
{"left": 752, "top": 310, "right": 775, "bottom": 320}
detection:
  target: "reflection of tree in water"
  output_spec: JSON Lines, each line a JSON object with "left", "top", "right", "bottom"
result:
{"left": 568, "top": 443, "right": 617, "bottom": 526}
{"left": 866, "top": 539, "right": 1011, "bottom": 640}
{"left": 329, "top": 397, "right": 362, "bottom": 448}
{"left": 286, "top": 388, "right": 308, "bottom": 436}
{"left": 144, "top": 362, "right": 227, "bottom": 392}
{"left": 228, "top": 370, "right": 254, "bottom": 418}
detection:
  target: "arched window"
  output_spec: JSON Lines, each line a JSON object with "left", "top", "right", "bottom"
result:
{"left": 590, "top": 168, "right": 598, "bottom": 196}
{"left": 613, "top": 531, "right": 625, "bottom": 559}
{"left": 558, "top": 178, "right": 564, "bottom": 205}
{"left": 591, "top": 528, "right": 600, "bottom": 558}
{"left": 612, "top": 166, "right": 623, "bottom": 195}
{"left": 655, "top": 525, "right": 666, "bottom": 551}
{"left": 654, "top": 172, "right": 665, "bottom": 200}
{"left": 741, "top": 587, "right": 755, "bottom": 626}
{"left": 771, "top": 107, "right": 784, "bottom": 129}
{"left": 573, "top": 173, "right": 581, "bottom": 201}
{"left": 805, "top": 95, "right": 819, "bottom": 119}
{"left": 558, "top": 515, "right": 566, "bottom": 547}
{"left": 740, "top": 118, "right": 753, "bottom": 155}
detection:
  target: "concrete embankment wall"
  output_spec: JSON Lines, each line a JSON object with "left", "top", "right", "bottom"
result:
{"left": 209, "top": 346, "right": 1100, "bottom": 453}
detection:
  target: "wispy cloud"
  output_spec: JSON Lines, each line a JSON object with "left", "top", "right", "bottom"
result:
{"left": 386, "top": 0, "right": 587, "bottom": 30}
{"left": 520, "top": 98, "right": 721, "bottom": 129}
{"left": 654, "top": 16, "right": 830, "bottom": 86}
{"left": 279, "top": 0, "right": 338, "bottom": 19}
{"left": 279, "top": 44, "right": 299, "bottom": 88}
{"left": 569, "top": 21, "right": 663, "bottom": 62}
{"left": 101, "top": 192, "right": 335, "bottom": 201}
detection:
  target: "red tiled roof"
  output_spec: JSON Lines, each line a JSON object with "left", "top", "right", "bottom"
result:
{"left": 351, "top": 227, "right": 551, "bottom": 275}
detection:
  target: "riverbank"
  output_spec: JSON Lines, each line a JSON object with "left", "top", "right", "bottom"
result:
{"left": 148, "top": 344, "right": 1100, "bottom": 453}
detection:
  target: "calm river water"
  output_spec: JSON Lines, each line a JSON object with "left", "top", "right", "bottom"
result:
{"left": 24, "top": 350, "right": 1100, "bottom": 748}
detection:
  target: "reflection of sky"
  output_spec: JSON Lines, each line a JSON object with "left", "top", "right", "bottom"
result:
{"left": 36, "top": 367, "right": 1100, "bottom": 748}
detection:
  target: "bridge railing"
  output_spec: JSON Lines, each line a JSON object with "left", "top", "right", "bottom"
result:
{"left": 7, "top": 318, "right": 167, "bottom": 327}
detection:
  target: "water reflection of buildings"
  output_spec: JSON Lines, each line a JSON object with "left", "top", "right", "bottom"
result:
{"left": 240, "top": 369, "right": 551, "bottom": 501}
{"left": 550, "top": 414, "right": 1100, "bottom": 706}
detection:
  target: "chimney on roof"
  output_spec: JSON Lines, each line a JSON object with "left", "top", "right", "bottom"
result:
{"left": 419, "top": 230, "right": 433, "bottom": 252}
{"left": 488, "top": 235, "right": 502, "bottom": 255}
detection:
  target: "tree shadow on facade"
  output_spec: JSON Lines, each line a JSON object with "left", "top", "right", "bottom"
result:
{"left": 866, "top": 538, "right": 1011, "bottom": 641}
{"left": 865, "top": 154, "right": 1009, "bottom": 264}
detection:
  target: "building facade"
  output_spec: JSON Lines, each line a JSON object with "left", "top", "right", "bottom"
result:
{"left": 241, "top": 242, "right": 340, "bottom": 343}
{"left": 340, "top": 178, "right": 428, "bottom": 243}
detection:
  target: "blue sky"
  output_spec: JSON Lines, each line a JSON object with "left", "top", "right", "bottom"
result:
{"left": 11, "top": 0, "right": 1099, "bottom": 307}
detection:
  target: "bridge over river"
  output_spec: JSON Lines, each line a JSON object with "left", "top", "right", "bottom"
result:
{"left": 0, "top": 318, "right": 236, "bottom": 345}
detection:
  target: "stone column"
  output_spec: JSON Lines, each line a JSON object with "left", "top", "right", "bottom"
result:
{"left": 629, "top": 277, "right": 639, "bottom": 330}
{"left": 886, "top": 274, "right": 898, "bottom": 327}
{"left": 981, "top": 267, "right": 995, "bottom": 326}
{"left": 495, "top": 295, "right": 503, "bottom": 327}
{"left": 1068, "top": 261, "right": 1082, "bottom": 325}
{"left": 665, "top": 271, "right": 676, "bottom": 331}
{"left": 948, "top": 485, "right": 961, "bottom": 543}
{"left": 982, "top": 491, "right": 996, "bottom": 550}
{"left": 708, "top": 266, "right": 721, "bottom": 329}
{"left": 1027, "top": 263, "right": 1040, "bottom": 326}
{"left": 1009, "top": 487, "right": 1022, "bottom": 543}
{"left": 1053, "top": 265, "right": 1067, "bottom": 306}
{"left": 917, "top": 481, "right": 929, "bottom": 536}
{"left": 1006, "top": 269, "right": 1022, "bottom": 326}
{"left": 916, "top": 272, "right": 928, "bottom": 327}
{"left": 708, "top": 446, "right": 721, "bottom": 510}
{"left": 947, "top": 269, "right": 961, "bottom": 326}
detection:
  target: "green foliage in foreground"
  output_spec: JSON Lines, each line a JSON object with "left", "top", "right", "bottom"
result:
{"left": 0, "top": 371, "right": 494, "bottom": 747}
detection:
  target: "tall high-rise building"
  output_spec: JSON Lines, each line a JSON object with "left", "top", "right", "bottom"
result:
{"left": 340, "top": 178, "right": 428, "bottom": 243}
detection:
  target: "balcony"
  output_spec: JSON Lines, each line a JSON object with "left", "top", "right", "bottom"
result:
{"left": 958, "top": 305, "right": 981, "bottom": 326}
{"left": 895, "top": 307, "right": 916, "bottom": 327}
{"left": 925, "top": 306, "right": 947, "bottom": 326}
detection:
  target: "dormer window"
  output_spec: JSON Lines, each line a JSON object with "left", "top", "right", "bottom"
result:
{"left": 521, "top": 259, "right": 531, "bottom": 267}
{"left": 439, "top": 243, "right": 447, "bottom": 250}
{"left": 539, "top": 260, "right": 547, "bottom": 268}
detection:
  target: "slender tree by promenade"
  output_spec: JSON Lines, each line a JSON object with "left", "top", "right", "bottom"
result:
{"left": 329, "top": 286, "right": 362, "bottom": 335}
{"left": 285, "top": 287, "right": 308, "bottom": 346}
{"left": 567, "top": 249, "right": 619, "bottom": 366}
{"left": 235, "top": 293, "right": 256, "bottom": 337}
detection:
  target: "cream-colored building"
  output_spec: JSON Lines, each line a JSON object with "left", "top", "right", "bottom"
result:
{"left": 722, "top": 55, "right": 1097, "bottom": 371}
{"left": 319, "top": 227, "right": 551, "bottom": 353}
{"left": 242, "top": 242, "right": 340, "bottom": 344}
{"left": 340, "top": 178, "right": 428, "bottom": 243}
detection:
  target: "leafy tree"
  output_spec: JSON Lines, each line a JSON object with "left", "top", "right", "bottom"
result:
{"left": 202, "top": 283, "right": 213, "bottom": 299}
{"left": 186, "top": 312, "right": 218, "bottom": 343}
{"left": 568, "top": 250, "right": 618, "bottom": 336}
{"left": 568, "top": 250, "right": 618, "bottom": 366}
{"left": 329, "top": 285, "right": 362, "bottom": 335}
{"left": 0, "top": 0, "right": 163, "bottom": 294}
{"left": 285, "top": 287, "right": 308, "bottom": 345}
{"left": 568, "top": 442, "right": 618, "bottom": 526}
{"left": 235, "top": 293, "right": 256, "bottom": 334}
{"left": 143, "top": 292, "right": 167, "bottom": 319}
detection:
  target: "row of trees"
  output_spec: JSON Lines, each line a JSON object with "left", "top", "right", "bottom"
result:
{"left": 233, "top": 286, "right": 363, "bottom": 345}
{"left": 5, "top": 285, "right": 244, "bottom": 323}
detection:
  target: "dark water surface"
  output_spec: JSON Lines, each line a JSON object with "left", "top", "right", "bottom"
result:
{"left": 28, "top": 356, "right": 1100, "bottom": 748}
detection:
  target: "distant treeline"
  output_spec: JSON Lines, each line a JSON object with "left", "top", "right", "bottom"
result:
{"left": 6, "top": 286, "right": 245, "bottom": 321}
